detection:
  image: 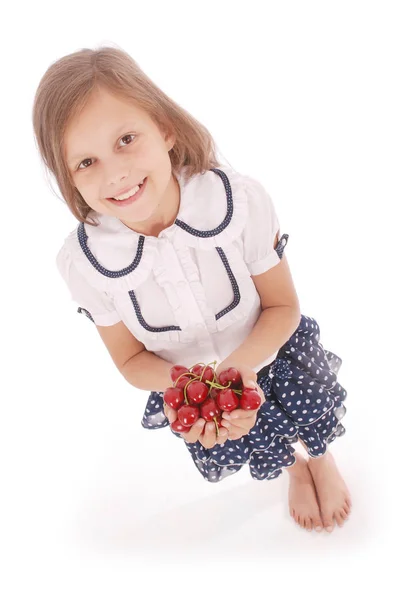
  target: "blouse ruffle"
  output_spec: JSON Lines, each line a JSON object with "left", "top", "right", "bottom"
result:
{"left": 56, "top": 164, "right": 286, "bottom": 349}
{"left": 58, "top": 166, "right": 251, "bottom": 299}
{"left": 62, "top": 223, "right": 159, "bottom": 295}
{"left": 169, "top": 166, "right": 250, "bottom": 250}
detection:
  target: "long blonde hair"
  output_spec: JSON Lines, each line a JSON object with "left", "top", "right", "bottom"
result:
{"left": 32, "top": 44, "right": 222, "bottom": 226}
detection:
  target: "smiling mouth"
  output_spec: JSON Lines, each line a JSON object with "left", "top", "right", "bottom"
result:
{"left": 106, "top": 177, "right": 147, "bottom": 207}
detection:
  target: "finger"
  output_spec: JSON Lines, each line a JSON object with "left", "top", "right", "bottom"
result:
{"left": 181, "top": 418, "right": 206, "bottom": 444}
{"left": 222, "top": 408, "right": 258, "bottom": 421}
{"left": 221, "top": 411, "right": 257, "bottom": 429}
{"left": 215, "top": 425, "right": 229, "bottom": 446}
{"left": 256, "top": 384, "right": 266, "bottom": 404}
{"left": 164, "top": 403, "right": 177, "bottom": 424}
{"left": 222, "top": 421, "right": 248, "bottom": 440}
{"left": 222, "top": 416, "right": 255, "bottom": 432}
{"left": 199, "top": 421, "right": 218, "bottom": 449}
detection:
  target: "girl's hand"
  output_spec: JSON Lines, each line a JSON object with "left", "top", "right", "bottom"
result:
{"left": 215, "top": 361, "right": 266, "bottom": 440}
{"left": 163, "top": 403, "right": 229, "bottom": 449}
{"left": 220, "top": 406, "right": 261, "bottom": 440}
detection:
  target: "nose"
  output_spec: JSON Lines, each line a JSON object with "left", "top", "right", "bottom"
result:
{"left": 104, "top": 158, "right": 131, "bottom": 193}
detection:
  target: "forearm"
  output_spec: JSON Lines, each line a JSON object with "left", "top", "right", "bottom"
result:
{"left": 120, "top": 349, "right": 175, "bottom": 393}
{"left": 220, "top": 306, "right": 301, "bottom": 371}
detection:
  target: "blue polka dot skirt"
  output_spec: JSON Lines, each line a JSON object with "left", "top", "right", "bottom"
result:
{"left": 141, "top": 314, "right": 347, "bottom": 483}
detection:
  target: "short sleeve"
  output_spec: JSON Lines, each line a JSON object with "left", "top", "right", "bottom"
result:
{"left": 241, "top": 176, "right": 282, "bottom": 276}
{"left": 56, "top": 244, "right": 121, "bottom": 326}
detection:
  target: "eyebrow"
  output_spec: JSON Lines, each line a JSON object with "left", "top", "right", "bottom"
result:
{"left": 67, "top": 123, "right": 137, "bottom": 164}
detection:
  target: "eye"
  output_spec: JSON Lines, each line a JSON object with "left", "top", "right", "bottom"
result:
{"left": 119, "top": 134, "right": 136, "bottom": 146}
{"left": 76, "top": 134, "right": 136, "bottom": 171}
{"left": 77, "top": 158, "right": 93, "bottom": 171}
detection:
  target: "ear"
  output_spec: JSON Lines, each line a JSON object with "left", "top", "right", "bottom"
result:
{"left": 164, "top": 128, "right": 176, "bottom": 152}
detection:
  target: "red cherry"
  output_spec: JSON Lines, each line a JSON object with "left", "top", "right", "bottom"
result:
{"left": 216, "top": 388, "right": 240, "bottom": 412}
{"left": 209, "top": 387, "right": 219, "bottom": 400}
{"left": 171, "top": 419, "right": 192, "bottom": 433}
{"left": 178, "top": 404, "right": 200, "bottom": 426}
{"left": 175, "top": 375, "right": 194, "bottom": 390}
{"left": 170, "top": 364, "right": 190, "bottom": 384}
{"left": 218, "top": 368, "right": 242, "bottom": 388}
{"left": 186, "top": 380, "right": 209, "bottom": 405}
{"left": 240, "top": 388, "right": 262, "bottom": 410}
{"left": 163, "top": 387, "right": 185, "bottom": 410}
{"left": 191, "top": 364, "right": 216, "bottom": 384}
{"left": 200, "top": 398, "right": 221, "bottom": 422}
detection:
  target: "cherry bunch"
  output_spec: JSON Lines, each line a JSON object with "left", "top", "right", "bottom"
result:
{"left": 163, "top": 361, "right": 262, "bottom": 436}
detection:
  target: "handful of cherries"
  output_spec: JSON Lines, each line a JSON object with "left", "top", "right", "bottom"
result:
{"left": 163, "top": 361, "right": 262, "bottom": 437}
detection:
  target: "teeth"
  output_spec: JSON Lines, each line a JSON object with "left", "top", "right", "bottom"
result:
{"left": 114, "top": 179, "right": 144, "bottom": 201}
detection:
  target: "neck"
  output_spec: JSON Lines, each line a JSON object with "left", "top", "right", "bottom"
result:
{"left": 121, "top": 173, "right": 180, "bottom": 237}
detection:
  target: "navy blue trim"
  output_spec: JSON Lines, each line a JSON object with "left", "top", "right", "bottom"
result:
{"left": 275, "top": 234, "right": 289, "bottom": 259}
{"left": 77, "top": 222, "right": 145, "bottom": 278}
{"left": 215, "top": 247, "right": 241, "bottom": 320}
{"left": 213, "top": 234, "right": 289, "bottom": 321}
{"left": 77, "top": 307, "right": 94, "bottom": 322}
{"left": 175, "top": 168, "right": 233, "bottom": 238}
{"left": 128, "top": 290, "right": 181, "bottom": 332}
{"left": 76, "top": 170, "right": 289, "bottom": 331}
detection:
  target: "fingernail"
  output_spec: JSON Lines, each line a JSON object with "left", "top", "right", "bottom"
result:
{"left": 222, "top": 413, "right": 231, "bottom": 420}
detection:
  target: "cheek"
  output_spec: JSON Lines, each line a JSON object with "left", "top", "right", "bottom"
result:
{"left": 75, "top": 180, "right": 99, "bottom": 202}
{"left": 140, "top": 136, "right": 170, "bottom": 163}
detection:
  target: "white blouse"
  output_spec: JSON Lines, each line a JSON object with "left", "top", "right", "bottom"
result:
{"left": 56, "top": 165, "right": 288, "bottom": 383}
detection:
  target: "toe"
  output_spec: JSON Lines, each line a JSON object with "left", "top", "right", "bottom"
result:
{"left": 313, "top": 516, "right": 324, "bottom": 532}
{"left": 334, "top": 511, "right": 344, "bottom": 527}
{"left": 340, "top": 508, "right": 348, "bottom": 521}
{"left": 323, "top": 515, "right": 334, "bottom": 533}
{"left": 306, "top": 518, "right": 313, "bottom": 531}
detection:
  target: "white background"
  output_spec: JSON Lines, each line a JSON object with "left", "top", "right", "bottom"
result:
{"left": 1, "top": 0, "right": 400, "bottom": 597}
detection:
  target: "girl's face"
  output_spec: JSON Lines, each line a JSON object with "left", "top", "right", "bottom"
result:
{"left": 64, "top": 87, "right": 177, "bottom": 230}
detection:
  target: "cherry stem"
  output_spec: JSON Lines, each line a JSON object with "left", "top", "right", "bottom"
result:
{"left": 174, "top": 371, "right": 196, "bottom": 405}
{"left": 174, "top": 360, "right": 241, "bottom": 404}
{"left": 213, "top": 416, "right": 219, "bottom": 436}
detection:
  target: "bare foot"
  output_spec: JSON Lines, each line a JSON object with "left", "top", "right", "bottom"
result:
{"left": 286, "top": 452, "right": 324, "bottom": 532}
{"left": 307, "top": 450, "right": 352, "bottom": 533}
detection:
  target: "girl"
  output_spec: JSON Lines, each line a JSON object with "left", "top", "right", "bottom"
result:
{"left": 32, "top": 45, "right": 351, "bottom": 534}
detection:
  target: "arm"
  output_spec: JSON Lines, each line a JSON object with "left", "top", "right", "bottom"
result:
{"left": 120, "top": 350, "right": 176, "bottom": 393}
{"left": 221, "top": 305, "right": 301, "bottom": 371}
{"left": 95, "top": 320, "right": 175, "bottom": 393}
{"left": 219, "top": 234, "right": 301, "bottom": 371}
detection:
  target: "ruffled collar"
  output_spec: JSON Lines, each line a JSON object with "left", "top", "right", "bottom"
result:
{"left": 65, "top": 165, "right": 249, "bottom": 292}
{"left": 86, "top": 165, "right": 248, "bottom": 246}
